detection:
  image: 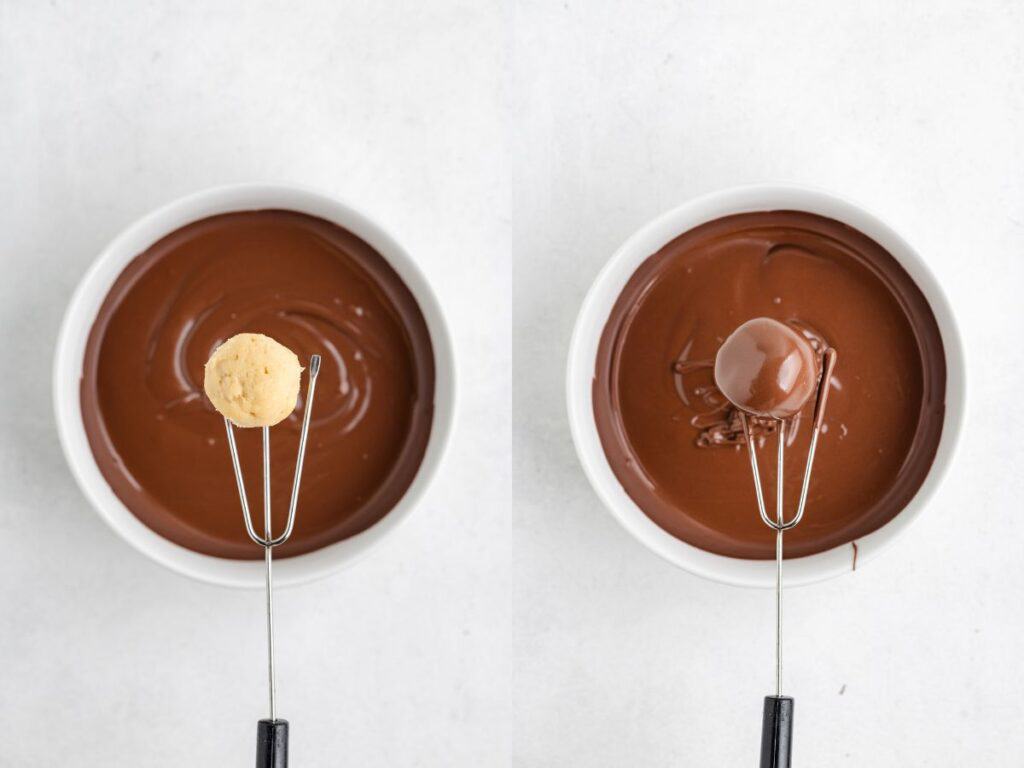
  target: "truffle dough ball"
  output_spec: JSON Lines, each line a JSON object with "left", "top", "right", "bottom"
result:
{"left": 714, "top": 317, "right": 818, "bottom": 420}
{"left": 204, "top": 333, "right": 302, "bottom": 427}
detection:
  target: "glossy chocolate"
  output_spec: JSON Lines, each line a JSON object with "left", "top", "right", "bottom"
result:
{"left": 81, "top": 210, "right": 434, "bottom": 559}
{"left": 714, "top": 317, "right": 819, "bottom": 419}
{"left": 594, "top": 211, "right": 945, "bottom": 560}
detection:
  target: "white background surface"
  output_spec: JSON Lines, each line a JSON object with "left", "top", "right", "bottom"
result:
{"left": 1, "top": 1, "right": 1022, "bottom": 766}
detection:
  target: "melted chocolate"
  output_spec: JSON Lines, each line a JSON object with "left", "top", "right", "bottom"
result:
{"left": 594, "top": 211, "right": 945, "bottom": 560}
{"left": 81, "top": 210, "right": 434, "bottom": 559}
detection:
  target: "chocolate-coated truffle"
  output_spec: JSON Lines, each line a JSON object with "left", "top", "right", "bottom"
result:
{"left": 713, "top": 317, "right": 818, "bottom": 419}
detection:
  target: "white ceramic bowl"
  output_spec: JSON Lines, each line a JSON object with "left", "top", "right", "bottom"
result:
{"left": 567, "top": 184, "right": 966, "bottom": 588}
{"left": 54, "top": 183, "right": 457, "bottom": 588}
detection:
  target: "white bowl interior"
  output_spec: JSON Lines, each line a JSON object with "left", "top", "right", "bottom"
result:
{"left": 567, "top": 184, "right": 966, "bottom": 588}
{"left": 54, "top": 183, "right": 456, "bottom": 588}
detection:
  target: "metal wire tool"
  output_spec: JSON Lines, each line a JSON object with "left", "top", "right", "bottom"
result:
{"left": 223, "top": 354, "right": 321, "bottom": 768}
{"left": 738, "top": 347, "right": 836, "bottom": 768}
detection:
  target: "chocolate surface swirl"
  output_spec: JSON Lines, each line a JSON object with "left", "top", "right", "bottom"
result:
{"left": 594, "top": 211, "right": 945, "bottom": 560}
{"left": 82, "top": 210, "right": 434, "bottom": 559}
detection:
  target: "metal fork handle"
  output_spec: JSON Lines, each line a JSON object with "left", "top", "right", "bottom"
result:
{"left": 760, "top": 696, "right": 794, "bottom": 768}
{"left": 257, "top": 719, "right": 288, "bottom": 768}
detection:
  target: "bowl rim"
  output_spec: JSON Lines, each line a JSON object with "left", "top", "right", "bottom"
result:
{"left": 53, "top": 182, "right": 457, "bottom": 589}
{"left": 566, "top": 182, "right": 967, "bottom": 588}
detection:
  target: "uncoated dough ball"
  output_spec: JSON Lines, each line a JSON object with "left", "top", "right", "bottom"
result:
{"left": 204, "top": 333, "right": 302, "bottom": 427}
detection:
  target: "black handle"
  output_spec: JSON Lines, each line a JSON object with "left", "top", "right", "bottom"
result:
{"left": 759, "top": 695, "right": 793, "bottom": 768}
{"left": 256, "top": 719, "right": 288, "bottom": 768}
